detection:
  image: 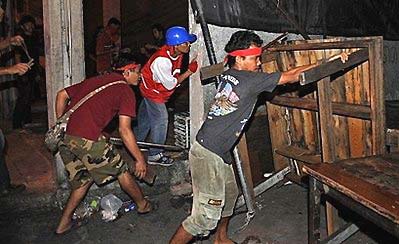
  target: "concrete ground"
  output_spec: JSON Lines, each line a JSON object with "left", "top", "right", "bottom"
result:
{"left": 1, "top": 183, "right": 397, "bottom": 244}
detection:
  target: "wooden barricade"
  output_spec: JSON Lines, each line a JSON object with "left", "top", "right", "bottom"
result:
{"left": 264, "top": 37, "right": 385, "bottom": 234}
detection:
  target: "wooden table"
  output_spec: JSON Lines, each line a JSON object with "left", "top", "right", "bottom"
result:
{"left": 302, "top": 153, "right": 399, "bottom": 243}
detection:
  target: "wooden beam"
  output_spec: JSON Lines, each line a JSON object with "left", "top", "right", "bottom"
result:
{"left": 368, "top": 38, "right": 386, "bottom": 155}
{"left": 317, "top": 75, "right": 340, "bottom": 234}
{"left": 200, "top": 52, "right": 278, "bottom": 81}
{"left": 299, "top": 49, "right": 369, "bottom": 85}
{"left": 200, "top": 62, "right": 224, "bottom": 80}
{"left": 275, "top": 145, "right": 321, "bottom": 165}
{"left": 270, "top": 96, "right": 371, "bottom": 120}
{"left": 268, "top": 40, "right": 371, "bottom": 52}
{"left": 236, "top": 134, "right": 255, "bottom": 200}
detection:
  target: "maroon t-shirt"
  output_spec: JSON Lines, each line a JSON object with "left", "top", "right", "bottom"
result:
{"left": 65, "top": 72, "right": 136, "bottom": 141}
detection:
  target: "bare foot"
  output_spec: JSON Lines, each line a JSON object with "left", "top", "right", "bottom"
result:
{"left": 136, "top": 199, "right": 152, "bottom": 214}
{"left": 55, "top": 221, "right": 72, "bottom": 234}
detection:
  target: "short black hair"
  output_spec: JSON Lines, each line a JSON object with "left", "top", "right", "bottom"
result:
{"left": 224, "top": 31, "right": 263, "bottom": 68}
{"left": 19, "top": 15, "right": 35, "bottom": 26}
{"left": 151, "top": 23, "right": 164, "bottom": 33}
{"left": 107, "top": 17, "right": 121, "bottom": 26}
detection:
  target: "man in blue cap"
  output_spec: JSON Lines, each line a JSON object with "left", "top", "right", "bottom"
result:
{"left": 137, "top": 26, "right": 198, "bottom": 166}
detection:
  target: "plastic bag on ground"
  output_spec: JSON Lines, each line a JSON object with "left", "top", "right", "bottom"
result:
{"left": 100, "top": 194, "right": 123, "bottom": 222}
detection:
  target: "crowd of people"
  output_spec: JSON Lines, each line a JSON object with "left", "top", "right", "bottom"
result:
{"left": 0, "top": 3, "right": 42, "bottom": 196}
{"left": 0, "top": 11, "right": 349, "bottom": 244}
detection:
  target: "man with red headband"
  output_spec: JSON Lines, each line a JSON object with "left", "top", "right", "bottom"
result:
{"left": 170, "top": 31, "right": 347, "bottom": 244}
{"left": 137, "top": 26, "right": 198, "bottom": 166}
{"left": 54, "top": 61, "right": 152, "bottom": 235}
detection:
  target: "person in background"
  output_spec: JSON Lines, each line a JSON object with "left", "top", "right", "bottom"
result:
{"left": 144, "top": 23, "right": 165, "bottom": 55}
{"left": 0, "top": 4, "right": 32, "bottom": 197}
{"left": 169, "top": 30, "right": 348, "bottom": 244}
{"left": 12, "top": 15, "right": 42, "bottom": 129}
{"left": 136, "top": 26, "right": 198, "bottom": 166}
{"left": 95, "top": 17, "right": 121, "bottom": 74}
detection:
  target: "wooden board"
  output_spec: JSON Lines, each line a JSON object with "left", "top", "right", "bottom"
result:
{"left": 303, "top": 154, "right": 399, "bottom": 224}
{"left": 264, "top": 37, "right": 385, "bottom": 172}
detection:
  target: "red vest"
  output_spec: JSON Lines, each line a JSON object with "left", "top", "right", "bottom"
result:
{"left": 139, "top": 45, "right": 183, "bottom": 103}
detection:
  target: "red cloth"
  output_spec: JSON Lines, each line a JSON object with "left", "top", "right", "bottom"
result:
{"left": 65, "top": 73, "right": 136, "bottom": 141}
{"left": 96, "top": 30, "right": 114, "bottom": 73}
{"left": 139, "top": 45, "right": 183, "bottom": 103}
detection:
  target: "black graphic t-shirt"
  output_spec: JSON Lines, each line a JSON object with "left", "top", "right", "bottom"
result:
{"left": 196, "top": 69, "right": 281, "bottom": 164}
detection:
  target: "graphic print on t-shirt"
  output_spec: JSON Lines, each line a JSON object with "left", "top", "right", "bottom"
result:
{"left": 208, "top": 75, "right": 240, "bottom": 118}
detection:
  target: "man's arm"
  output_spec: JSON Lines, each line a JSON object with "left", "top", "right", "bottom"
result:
{"left": 0, "top": 35, "right": 24, "bottom": 50}
{"left": 119, "top": 115, "right": 147, "bottom": 179}
{"left": 55, "top": 89, "right": 70, "bottom": 119}
{"left": 0, "top": 63, "right": 31, "bottom": 76}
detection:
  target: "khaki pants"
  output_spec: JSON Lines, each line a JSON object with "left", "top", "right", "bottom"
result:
{"left": 182, "top": 141, "right": 239, "bottom": 237}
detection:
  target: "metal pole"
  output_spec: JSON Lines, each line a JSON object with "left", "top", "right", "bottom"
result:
{"left": 109, "top": 137, "right": 184, "bottom": 151}
{"left": 233, "top": 147, "right": 256, "bottom": 214}
{"left": 236, "top": 166, "right": 291, "bottom": 208}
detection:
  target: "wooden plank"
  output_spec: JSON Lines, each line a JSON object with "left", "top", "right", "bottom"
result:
{"left": 336, "top": 154, "right": 399, "bottom": 196}
{"left": 200, "top": 62, "right": 224, "bottom": 80}
{"left": 302, "top": 158, "right": 399, "bottom": 224}
{"left": 291, "top": 49, "right": 310, "bottom": 149}
{"left": 266, "top": 103, "right": 290, "bottom": 171}
{"left": 299, "top": 49, "right": 369, "bottom": 85}
{"left": 361, "top": 61, "right": 373, "bottom": 156}
{"left": 237, "top": 134, "right": 255, "bottom": 200}
{"left": 268, "top": 40, "right": 371, "bottom": 52}
{"left": 346, "top": 64, "right": 367, "bottom": 158}
{"left": 317, "top": 71, "right": 339, "bottom": 234}
{"left": 328, "top": 48, "right": 350, "bottom": 160}
{"left": 275, "top": 145, "right": 321, "bottom": 165}
{"left": 317, "top": 79, "right": 336, "bottom": 163}
{"left": 270, "top": 96, "right": 371, "bottom": 120}
{"left": 309, "top": 177, "right": 322, "bottom": 243}
{"left": 200, "top": 53, "right": 277, "bottom": 81}
{"left": 368, "top": 38, "right": 386, "bottom": 155}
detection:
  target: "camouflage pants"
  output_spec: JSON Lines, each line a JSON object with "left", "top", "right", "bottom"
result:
{"left": 59, "top": 134, "right": 128, "bottom": 190}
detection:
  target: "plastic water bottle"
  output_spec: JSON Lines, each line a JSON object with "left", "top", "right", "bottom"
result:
{"left": 124, "top": 202, "right": 136, "bottom": 212}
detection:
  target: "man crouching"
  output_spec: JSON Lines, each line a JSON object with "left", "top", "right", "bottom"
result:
{"left": 55, "top": 61, "right": 151, "bottom": 234}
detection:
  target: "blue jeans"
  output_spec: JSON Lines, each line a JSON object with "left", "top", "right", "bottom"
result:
{"left": 136, "top": 98, "right": 168, "bottom": 156}
{"left": 0, "top": 129, "right": 10, "bottom": 190}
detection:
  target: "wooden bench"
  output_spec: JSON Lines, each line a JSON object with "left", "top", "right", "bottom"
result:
{"left": 302, "top": 153, "right": 399, "bottom": 243}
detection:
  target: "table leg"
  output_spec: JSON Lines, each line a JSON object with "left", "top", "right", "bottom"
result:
{"left": 309, "top": 177, "right": 321, "bottom": 244}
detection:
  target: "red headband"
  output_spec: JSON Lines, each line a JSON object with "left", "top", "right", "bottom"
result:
{"left": 117, "top": 63, "right": 140, "bottom": 71}
{"left": 228, "top": 47, "right": 262, "bottom": 57}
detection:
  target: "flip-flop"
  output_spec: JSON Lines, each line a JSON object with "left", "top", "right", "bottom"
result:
{"left": 55, "top": 219, "right": 88, "bottom": 235}
{"left": 137, "top": 200, "right": 156, "bottom": 215}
